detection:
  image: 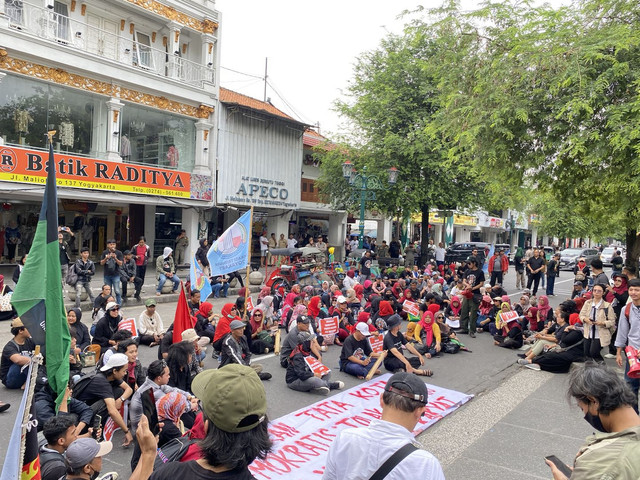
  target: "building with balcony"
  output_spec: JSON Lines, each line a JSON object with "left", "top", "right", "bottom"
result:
{"left": 0, "top": 0, "right": 219, "bottom": 261}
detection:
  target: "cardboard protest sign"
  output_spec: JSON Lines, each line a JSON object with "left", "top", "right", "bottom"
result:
{"left": 249, "top": 374, "right": 473, "bottom": 479}
{"left": 498, "top": 311, "right": 519, "bottom": 325}
{"left": 304, "top": 356, "right": 331, "bottom": 376}
{"left": 246, "top": 296, "right": 255, "bottom": 312}
{"left": 402, "top": 300, "right": 420, "bottom": 317}
{"left": 368, "top": 333, "right": 384, "bottom": 353}
{"left": 118, "top": 317, "right": 138, "bottom": 337}
{"left": 318, "top": 316, "right": 339, "bottom": 336}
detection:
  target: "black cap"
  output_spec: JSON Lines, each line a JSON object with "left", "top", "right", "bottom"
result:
{"left": 123, "top": 250, "right": 132, "bottom": 255}
{"left": 296, "top": 315, "right": 311, "bottom": 325}
{"left": 384, "top": 371, "right": 428, "bottom": 405}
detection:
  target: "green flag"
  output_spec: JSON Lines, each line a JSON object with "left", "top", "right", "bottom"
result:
{"left": 11, "top": 137, "right": 70, "bottom": 411}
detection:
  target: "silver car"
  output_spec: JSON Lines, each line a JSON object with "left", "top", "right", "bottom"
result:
{"left": 601, "top": 246, "right": 625, "bottom": 266}
{"left": 558, "top": 248, "right": 601, "bottom": 271}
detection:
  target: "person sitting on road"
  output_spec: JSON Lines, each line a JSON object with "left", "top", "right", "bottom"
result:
{"left": 39, "top": 415, "right": 78, "bottom": 480}
{"left": 323, "top": 371, "right": 445, "bottom": 480}
{"left": 546, "top": 363, "right": 640, "bottom": 480}
{"left": 188, "top": 289, "right": 201, "bottom": 316}
{"left": 72, "top": 353, "right": 134, "bottom": 446}
{"left": 383, "top": 314, "right": 432, "bottom": 376}
{"left": 156, "top": 391, "right": 190, "bottom": 448}
{"left": 339, "top": 322, "right": 382, "bottom": 378}
{"left": 212, "top": 303, "right": 240, "bottom": 352}
{"left": 67, "top": 308, "right": 90, "bottom": 353}
{"left": 372, "top": 299, "right": 395, "bottom": 331}
{"left": 410, "top": 311, "right": 442, "bottom": 358}
{"left": 0, "top": 318, "right": 35, "bottom": 389}
{"left": 63, "top": 437, "right": 113, "bottom": 480}
{"left": 35, "top": 377, "right": 93, "bottom": 436}
{"left": 220, "top": 319, "right": 272, "bottom": 381}
{"left": 91, "top": 301, "right": 122, "bottom": 351}
{"left": 518, "top": 314, "right": 585, "bottom": 372}
{"left": 194, "top": 301, "right": 217, "bottom": 344}
{"left": 286, "top": 331, "right": 344, "bottom": 395}
{"left": 518, "top": 306, "right": 567, "bottom": 364}
{"left": 280, "top": 315, "right": 317, "bottom": 368}
{"left": 137, "top": 298, "right": 166, "bottom": 347}
{"left": 95, "top": 329, "right": 132, "bottom": 370}
{"left": 117, "top": 339, "right": 145, "bottom": 392}
{"left": 493, "top": 304, "right": 523, "bottom": 350}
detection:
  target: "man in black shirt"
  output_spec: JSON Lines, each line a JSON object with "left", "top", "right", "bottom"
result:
{"left": 546, "top": 253, "right": 560, "bottom": 296}
{"left": 611, "top": 250, "right": 624, "bottom": 274}
{"left": 340, "top": 323, "right": 381, "bottom": 378}
{"left": 0, "top": 318, "right": 35, "bottom": 389}
{"left": 100, "top": 239, "right": 124, "bottom": 305}
{"left": 359, "top": 250, "right": 372, "bottom": 283}
{"left": 526, "top": 249, "right": 545, "bottom": 295}
{"left": 459, "top": 257, "right": 485, "bottom": 338}
{"left": 73, "top": 353, "right": 134, "bottom": 446}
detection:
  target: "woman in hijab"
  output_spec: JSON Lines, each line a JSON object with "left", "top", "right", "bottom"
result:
{"left": 257, "top": 285, "right": 272, "bottom": 303}
{"left": 290, "top": 304, "right": 308, "bottom": 328}
{"left": 536, "top": 295, "right": 554, "bottom": 328}
{"left": 411, "top": 310, "right": 441, "bottom": 358}
{"left": 156, "top": 391, "right": 189, "bottom": 447}
{"left": 343, "top": 270, "right": 358, "bottom": 290}
{"left": 247, "top": 306, "right": 273, "bottom": 354}
{"left": 444, "top": 295, "right": 462, "bottom": 328}
{"left": 514, "top": 295, "right": 530, "bottom": 317}
{"left": 573, "top": 258, "right": 590, "bottom": 289}
{"left": 281, "top": 291, "right": 298, "bottom": 326}
{"left": 194, "top": 301, "right": 216, "bottom": 343}
{"left": 0, "top": 274, "right": 18, "bottom": 322}
{"left": 525, "top": 306, "right": 540, "bottom": 333}
{"left": 307, "top": 296, "right": 326, "bottom": 322}
{"left": 605, "top": 273, "right": 629, "bottom": 357}
{"left": 363, "top": 280, "right": 373, "bottom": 299}
{"left": 373, "top": 300, "right": 395, "bottom": 331}
{"left": 212, "top": 303, "right": 240, "bottom": 351}
{"left": 476, "top": 295, "right": 495, "bottom": 332}
{"left": 67, "top": 308, "right": 90, "bottom": 351}
{"left": 493, "top": 302, "right": 523, "bottom": 348}
{"left": 256, "top": 295, "right": 275, "bottom": 321}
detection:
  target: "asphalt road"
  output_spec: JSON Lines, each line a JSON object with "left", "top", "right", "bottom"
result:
{"left": 0, "top": 266, "right": 613, "bottom": 479}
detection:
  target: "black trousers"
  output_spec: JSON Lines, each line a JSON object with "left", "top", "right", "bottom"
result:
{"left": 490, "top": 271, "right": 503, "bottom": 286}
{"left": 122, "top": 277, "right": 143, "bottom": 297}
{"left": 527, "top": 273, "right": 541, "bottom": 295}
{"left": 384, "top": 355, "right": 421, "bottom": 372}
{"left": 584, "top": 338, "right": 604, "bottom": 362}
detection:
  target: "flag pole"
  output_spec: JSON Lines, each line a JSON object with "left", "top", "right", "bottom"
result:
{"left": 243, "top": 206, "right": 254, "bottom": 320}
{"left": 19, "top": 351, "right": 42, "bottom": 474}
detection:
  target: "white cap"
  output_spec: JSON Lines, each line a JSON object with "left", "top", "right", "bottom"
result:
{"left": 105, "top": 301, "right": 120, "bottom": 311}
{"left": 355, "top": 322, "right": 371, "bottom": 337}
{"left": 100, "top": 353, "right": 128, "bottom": 372}
{"left": 337, "top": 295, "right": 347, "bottom": 304}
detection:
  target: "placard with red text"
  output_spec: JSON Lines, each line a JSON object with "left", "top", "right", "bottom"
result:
{"left": 368, "top": 334, "right": 384, "bottom": 353}
{"left": 402, "top": 300, "right": 420, "bottom": 317}
{"left": 318, "top": 316, "right": 339, "bottom": 336}
{"left": 304, "top": 356, "right": 331, "bottom": 376}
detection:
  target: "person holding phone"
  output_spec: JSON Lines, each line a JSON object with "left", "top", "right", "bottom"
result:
{"left": 546, "top": 363, "right": 640, "bottom": 479}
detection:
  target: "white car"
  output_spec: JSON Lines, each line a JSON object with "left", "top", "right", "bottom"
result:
{"left": 601, "top": 246, "right": 625, "bottom": 266}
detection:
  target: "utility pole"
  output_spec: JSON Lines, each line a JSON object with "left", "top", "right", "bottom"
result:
{"left": 263, "top": 57, "right": 268, "bottom": 102}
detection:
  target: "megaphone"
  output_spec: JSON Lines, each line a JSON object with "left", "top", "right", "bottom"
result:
{"left": 625, "top": 346, "right": 640, "bottom": 379}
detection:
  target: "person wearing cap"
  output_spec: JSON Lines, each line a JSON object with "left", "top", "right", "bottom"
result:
{"left": 340, "top": 322, "right": 382, "bottom": 378}
{"left": 182, "top": 328, "right": 207, "bottom": 366}
{"left": 323, "top": 371, "right": 445, "bottom": 480}
{"left": 150, "top": 365, "right": 272, "bottom": 479}
{"left": 1, "top": 317, "right": 35, "bottom": 389}
{"left": 572, "top": 281, "right": 586, "bottom": 299}
{"left": 64, "top": 437, "right": 113, "bottom": 480}
{"left": 280, "top": 314, "right": 318, "bottom": 368}
{"left": 120, "top": 249, "right": 143, "bottom": 302}
{"left": 129, "top": 360, "right": 197, "bottom": 438}
{"left": 383, "top": 314, "right": 432, "bottom": 376}
{"left": 329, "top": 295, "right": 354, "bottom": 344}
{"left": 91, "top": 301, "right": 123, "bottom": 351}
{"left": 220, "top": 319, "right": 272, "bottom": 381}
{"left": 137, "top": 298, "right": 166, "bottom": 346}
{"left": 286, "top": 331, "right": 343, "bottom": 395}
{"left": 156, "top": 246, "right": 180, "bottom": 296}
{"left": 73, "top": 353, "right": 134, "bottom": 446}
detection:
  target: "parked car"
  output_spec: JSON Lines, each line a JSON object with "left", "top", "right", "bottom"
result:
{"left": 601, "top": 246, "right": 625, "bottom": 266}
{"left": 444, "top": 242, "right": 490, "bottom": 265}
{"left": 558, "top": 248, "right": 601, "bottom": 271}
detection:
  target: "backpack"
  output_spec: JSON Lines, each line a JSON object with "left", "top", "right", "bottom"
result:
{"left": 153, "top": 436, "right": 195, "bottom": 470}
{"left": 65, "top": 264, "right": 78, "bottom": 286}
{"left": 575, "top": 269, "right": 586, "bottom": 282}
{"left": 71, "top": 372, "right": 97, "bottom": 400}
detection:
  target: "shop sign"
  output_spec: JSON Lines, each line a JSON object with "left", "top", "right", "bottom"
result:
{"left": 224, "top": 175, "right": 298, "bottom": 209}
{"left": 477, "top": 213, "right": 507, "bottom": 229}
{"left": 418, "top": 211, "right": 478, "bottom": 226}
{"left": 529, "top": 213, "right": 540, "bottom": 225}
{"left": 513, "top": 213, "right": 529, "bottom": 230}
{"left": 0, "top": 146, "right": 212, "bottom": 200}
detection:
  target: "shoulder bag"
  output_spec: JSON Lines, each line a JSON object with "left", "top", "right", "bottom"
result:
{"left": 369, "top": 443, "right": 418, "bottom": 480}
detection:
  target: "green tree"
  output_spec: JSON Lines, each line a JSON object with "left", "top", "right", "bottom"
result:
{"left": 427, "top": 0, "right": 640, "bottom": 263}
{"left": 318, "top": 29, "right": 487, "bottom": 265}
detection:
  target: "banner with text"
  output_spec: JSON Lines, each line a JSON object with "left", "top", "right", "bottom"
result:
{"left": 303, "top": 356, "right": 331, "bottom": 376}
{"left": 368, "top": 334, "right": 384, "bottom": 353}
{"left": 402, "top": 300, "right": 420, "bottom": 317}
{"left": 318, "top": 316, "right": 339, "bottom": 336}
{"left": 0, "top": 145, "right": 213, "bottom": 200}
{"left": 118, "top": 318, "right": 138, "bottom": 337}
{"left": 248, "top": 374, "right": 473, "bottom": 479}
{"left": 207, "top": 210, "right": 252, "bottom": 276}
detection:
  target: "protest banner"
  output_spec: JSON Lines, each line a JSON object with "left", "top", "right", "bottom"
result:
{"left": 118, "top": 317, "right": 138, "bottom": 337}
{"left": 248, "top": 374, "right": 473, "bottom": 479}
{"left": 304, "top": 356, "right": 331, "bottom": 376}
{"left": 318, "top": 316, "right": 339, "bottom": 336}
{"left": 498, "top": 311, "right": 520, "bottom": 325}
{"left": 368, "top": 333, "right": 384, "bottom": 353}
{"left": 402, "top": 300, "right": 420, "bottom": 317}
{"left": 246, "top": 296, "right": 255, "bottom": 312}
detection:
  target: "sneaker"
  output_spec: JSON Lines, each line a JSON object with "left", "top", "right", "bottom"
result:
{"left": 258, "top": 372, "right": 272, "bottom": 381}
{"left": 320, "top": 345, "right": 328, "bottom": 352}
{"left": 604, "top": 353, "right": 616, "bottom": 359}
{"left": 329, "top": 381, "right": 344, "bottom": 390}
{"left": 155, "top": 292, "right": 161, "bottom": 296}
{"left": 469, "top": 331, "right": 476, "bottom": 338}
{"left": 524, "top": 363, "right": 541, "bottom": 371}
{"left": 264, "top": 348, "right": 270, "bottom": 354}
{"left": 311, "top": 386, "right": 330, "bottom": 395}
{"left": 134, "top": 294, "right": 141, "bottom": 301}
{"left": 517, "top": 358, "right": 529, "bottom": 365}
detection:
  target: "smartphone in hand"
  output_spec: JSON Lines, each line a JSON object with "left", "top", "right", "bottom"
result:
{"left": 545, "top": 455, "right": 572, "bottom": 478}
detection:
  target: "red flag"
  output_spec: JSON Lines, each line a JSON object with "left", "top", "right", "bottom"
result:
{"left": 173, "top": 282, "right": 195, "bottom": 344}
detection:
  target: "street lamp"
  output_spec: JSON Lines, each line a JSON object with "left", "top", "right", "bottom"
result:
{"left": 342, "top": 162, "right": 398, "bottom": 248}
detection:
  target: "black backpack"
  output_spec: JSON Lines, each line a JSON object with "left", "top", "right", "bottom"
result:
{"left": 153, "top": 436, "right": 195, "bottom": 470}
{"left": 71, "top": 372, "right": 97, "bottom": 400}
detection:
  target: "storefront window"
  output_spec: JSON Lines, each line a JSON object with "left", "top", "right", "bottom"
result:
{"left": 120, "top": 103, "right": 196, "bottom": 172}
{"left": 0, "top": 74, "right": 107, "bottom": 157}
{"left": 154, "top": 206, "right": 183, "bottom": 258}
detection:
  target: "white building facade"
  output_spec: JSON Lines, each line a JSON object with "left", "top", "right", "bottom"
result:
{"left": 0, "top": 0, "right": 219, "bottom": 260}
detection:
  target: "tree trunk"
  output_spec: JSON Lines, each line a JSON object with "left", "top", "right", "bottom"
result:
{"left": 625, "top": 227, "right": 640, "bottom": 268}
{"left": 419, "top": 203, "right": 430, "bottom": 268}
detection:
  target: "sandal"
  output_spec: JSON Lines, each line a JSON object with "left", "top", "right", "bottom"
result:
{"left": 416, "top": 369, "right": 434, "bottom": 377}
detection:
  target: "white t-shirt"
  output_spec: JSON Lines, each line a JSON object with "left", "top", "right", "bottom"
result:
{"left": 323, "top": 419, "right": 445, "bottom": 480}
{"left": 287, "top": 238, "right": 297, "bottom": 248}
{"left": 259, "top": 236, "right": 268, "bottom": 251}
{"left": 435, "top": 247, "right": 446, "bottom": 262}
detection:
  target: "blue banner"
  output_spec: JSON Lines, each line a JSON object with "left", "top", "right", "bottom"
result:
{"left": 207, "top": 210, "right": 252, "bottom": 276}
{"left": 190, "top": 252, "right": 213, "bottom": 301}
